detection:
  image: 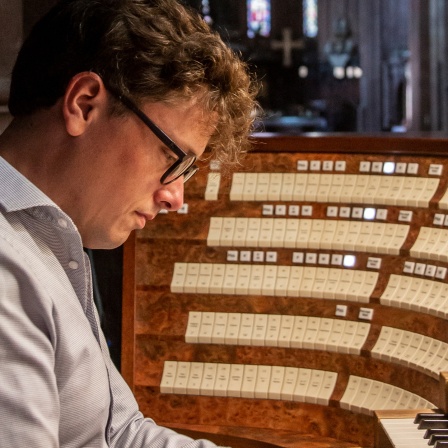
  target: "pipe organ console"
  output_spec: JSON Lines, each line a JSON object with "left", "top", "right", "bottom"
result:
{"left": 122, "top": 134, "right": 448, "bottom": 448}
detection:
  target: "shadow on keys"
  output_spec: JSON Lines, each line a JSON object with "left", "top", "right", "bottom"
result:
{"left": 415, "top": 412, "right": 448, "bottom": 446}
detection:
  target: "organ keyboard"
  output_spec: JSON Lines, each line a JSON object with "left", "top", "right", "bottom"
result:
{"left": 375, "top": 372, "right": 448, "bottom": 447}
{"left": 122, "top": 134, "right": 448, "bottom": 447}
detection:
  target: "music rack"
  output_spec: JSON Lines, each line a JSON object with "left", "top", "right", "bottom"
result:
{"left": 122, "top": 133, "right": 448, "bottom": 448}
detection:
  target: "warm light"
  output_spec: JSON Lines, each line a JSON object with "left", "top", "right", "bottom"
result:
{"left": 333, "top": 66, "right": 345, "bottom": 79}
{"left": 353, "top": 66, "right": 363, "bottom": 78}
{"left": 298, "top": 65, "right": 308, "bottom": 78}
{"left": 363, "top": 208, "right": 376, "bottom": 220}
{"left": 383, "top": 162, "right": 395, "bottom": 174}
{"left": 343, "top": 255, "right": 356, "bottom": 267}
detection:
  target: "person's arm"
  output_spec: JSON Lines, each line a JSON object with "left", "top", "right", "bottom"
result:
{"left": 0, "top": 263, "right": 60, "bottom": 448}
{"left": 104, "top": 338, "right": 229, "bottom": 448}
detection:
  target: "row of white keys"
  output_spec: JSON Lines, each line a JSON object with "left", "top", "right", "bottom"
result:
{"left": 308, "top": 219, "right": 325, "bottom": 249}
{"left": 229, "top": 173, "right": 439, "bottom": 207}
{"left": 252, "top": 173, "right": 269, "bottom": 199}
{"left": 337, "top": 174, "right": 357, "bottom": 200}
{"left": 229, "top": 172, "right": 245, "bottom": 200}
{"left": 424, "top": 281, "right": 448, "bottom": 317}
{"left": 206, "top": 217, "right": 220, "bottom": 246}
{"left": 279, "top": 173, "right": 295, "bottom": 201}
{"left": 315, "top": 174, "right": 333, "bottom": 203}
{"left": 344, "top": 270, "right": 378, "bottom": 302}
{"left": 430, "top": 228, "right": 447, "bottom": 260}
{"left": 243, "top": 172, "right": 285, "bottom": 201}
{"left": 221, "top": 264, "right": 238, "bottom": 295}
{"left": 208, "top": 217, "right": 409, "bottom": 255}
{"left": 409, "top": 226, "right": 432, "bottom": 258}
{"left": 414, "top": 336, "right": 448, "bottom": 378}
{"left": 324, "top": 265, "right": 371, "bottom": 301}
{"left": 407, "top": 278, "right": 445, "bottom": 314}
{"left": 375, "top": 175, "right": 394, "bottom": 203}
{"left": 423, "top": 340, "right": 448, "bottom": 377}
{"left": 439, "top": 187, "right": 448, "bottom": 209}
{"left": 413, "top": 177, "right": 440, "bottom": 207}
{"left": 339, "top": 375, "right": 434, "bottom": 416}
{"left": 204, "top": 173, "right": 221, "bottom": 200}
{"left": 350, "top": 175, "right": 370, "bottom": 203}
{"left": 370, "top": 326, "right": 399, "bottom": 361}
{"left": 172, "top": 263, "right": 378, "bottom": 302}
{"left": 186, "top": 312, "right": 371, "bottom": 355}
{"left": 380, "top": 418, "right": 429, "bottom": 448}
{"left": 380, "top": 274, "right": 448, "bottom": 319}
{"left": 269, "top": 173, "right": 284, "bottom": 201}
{"left": 161, "top": 361, "right": 337, "bottom": 405}
{"left": 325, "top": 173, "right": 344, "bottom": 202}
{"left": 399, "top": 177, "right": 440, "bottom": 207}
{"left": 371, "top": 326, "right": 448, "bottom": 378}
{"left": 410, "top": 226, "right": 448, "bottom": 262}
{"left": 384, "top": 177, "right": 406, "bottom": 205}
{"left": 354, "top": 174, "right": 435, "bottom": 207}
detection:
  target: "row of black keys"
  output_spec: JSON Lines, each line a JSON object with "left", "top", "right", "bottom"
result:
{"left": 415, "top": 413, "right": 448, "bottom": 447}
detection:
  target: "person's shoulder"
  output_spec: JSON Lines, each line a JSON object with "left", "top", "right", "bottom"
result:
{"left": 0, "top": 210, "right": 48, "bottom": 283}
{"left": 0, "top": 210, "right": 18, "bottom": 250}
{"left": 0, "top": 211, "right": 34, "bottom": 278}
{"left": 0, "top": 212, "right": 59, "bottom": 315}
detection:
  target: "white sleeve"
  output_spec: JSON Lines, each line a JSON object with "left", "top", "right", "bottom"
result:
{"left": 0, "top": 263, "right": 60, "bottom": 448}
{"left": 106, "top": 358, "right": 228, "bottom": 448}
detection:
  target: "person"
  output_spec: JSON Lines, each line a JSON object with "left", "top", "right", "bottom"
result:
{"left": 0, "top": 0, "right": 258, "bottom": 446}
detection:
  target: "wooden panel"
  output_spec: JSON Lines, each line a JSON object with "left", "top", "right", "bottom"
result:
{"left": 123, "top": 133, "right": 448, "bottom": 448}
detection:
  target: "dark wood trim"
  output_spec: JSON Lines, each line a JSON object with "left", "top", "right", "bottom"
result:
{"left": 121, "top": 231, "right": 136, "bottom": 390}
{"left": 249, "top": 132, "right": 448, "bottom": 155}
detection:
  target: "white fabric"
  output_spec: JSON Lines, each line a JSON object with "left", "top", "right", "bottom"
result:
{"left": 0, "top": 156, "right": 222, "bottom": 448}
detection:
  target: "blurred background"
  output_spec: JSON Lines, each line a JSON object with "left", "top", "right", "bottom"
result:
{"left": 1, "top": 0, "right": 447, "bottom": 135}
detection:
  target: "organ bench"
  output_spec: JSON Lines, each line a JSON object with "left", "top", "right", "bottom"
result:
{"left": 122, "top": 133, "right": 448, "bottom": 447}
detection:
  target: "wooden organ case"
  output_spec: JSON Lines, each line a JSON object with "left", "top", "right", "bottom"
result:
{"left": 122, "top": 134, "right": 448, "bottom": 448}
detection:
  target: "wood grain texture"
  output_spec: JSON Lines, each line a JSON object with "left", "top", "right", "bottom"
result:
{"left": 122, "top": 134, "right": 448, "bottom": 447}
